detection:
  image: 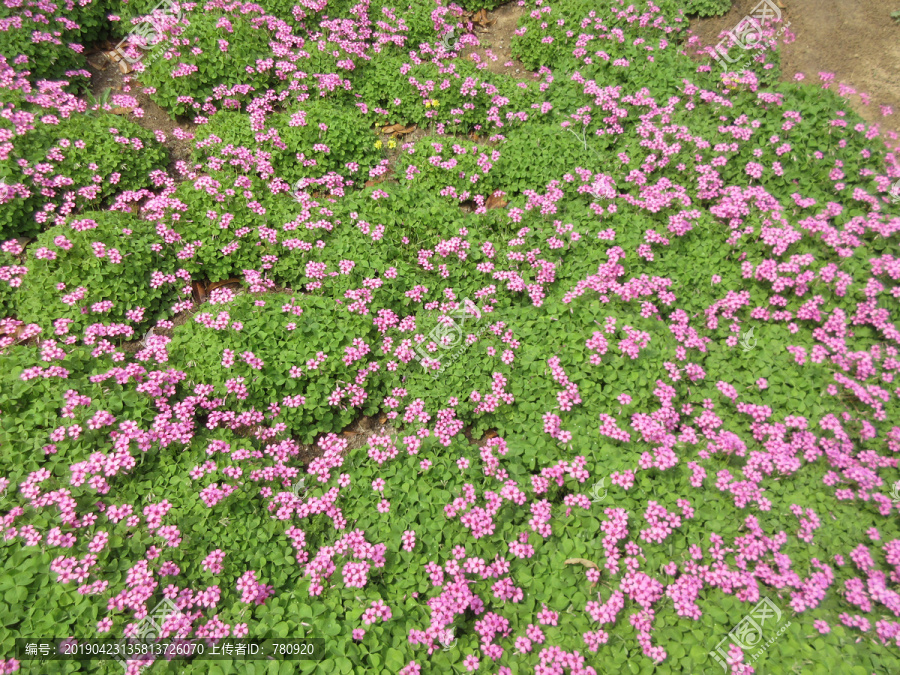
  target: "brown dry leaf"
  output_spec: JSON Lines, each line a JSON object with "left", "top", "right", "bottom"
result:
{"left": 565, "top": 558, "right": 600, "bottom": 570}
{"left": 397, "top": 125, "right": 417, "bottom": 135}
{"left": 378, "top": 415, "right": 387, "bottom": 424}
{"left": 111, "top": 106, "right": 131, "bottom": 115}
{"left": 382, "top": 123, "right": 405, "bottom": 134}
{"left": 473, "top": 9, "right": 495, "bottom": 28}
{"left": 117, "top": 60, "right": 133, "bottom": 75}
{"left": 191, "top": 280, "right": 207, "bottom": 302}
{"left": 484, "top": 429, "right": 498, "bottom": 439}
{"left": 486, "top": 194, "right": 507, "bottom": 210}
{"left": 207, "top": 278, "right": 242, "bottom": 293}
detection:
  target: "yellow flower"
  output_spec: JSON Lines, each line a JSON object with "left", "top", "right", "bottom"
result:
{"left": 387, "top": 139, "right": 397, "bottom": 149}
{"left": 424, "top": 100, "right": 431, "bottom": 109}
{"left": 374, "top": 140, "right": 383, "bottom": 149}
{"left": 431, "top": 99, "right": 439, "bottom": 107}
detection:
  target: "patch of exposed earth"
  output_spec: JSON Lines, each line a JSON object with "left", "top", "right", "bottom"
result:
{"left": 690, "top": 0, "right": 900, "bottom": 139}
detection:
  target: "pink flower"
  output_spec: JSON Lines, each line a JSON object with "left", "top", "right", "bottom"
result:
{"left": 202, "top": 549, "right": 226, "bottom": 574}
{"left": 537, "top": 605, "right": 559, "bottom": 626}
{"left": 361, "top": 599, "right": 391, "bottom": 625}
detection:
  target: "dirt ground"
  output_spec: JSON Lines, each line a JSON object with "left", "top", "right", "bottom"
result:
{"left": 690, "top": 0, "right": 900, "bottom": 137}
{"left": 85, "top": 48, "right": 198, "bottom": 176}
{"left": 459, "top": 2, "right": 539, "bottom": 80}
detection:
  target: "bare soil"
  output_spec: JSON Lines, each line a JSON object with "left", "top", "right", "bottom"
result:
{"left": 84, "top": 47, "right": 198, "bottom": 176}
{"left": 461, "top": 2, "right": 540, "bottom": 81}
{"left": 690, "top": 0, "right": 900, "bottom": 138}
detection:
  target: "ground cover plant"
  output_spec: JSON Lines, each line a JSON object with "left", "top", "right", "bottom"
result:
{"left": 1, "top": 0, "right": 900, "bottom": 673}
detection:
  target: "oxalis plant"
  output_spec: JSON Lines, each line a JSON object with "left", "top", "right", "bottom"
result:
{"left": 0, "top": 0, "right": 899, "bottom": 674}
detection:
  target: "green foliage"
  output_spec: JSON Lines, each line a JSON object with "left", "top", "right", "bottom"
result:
{"left": 194, "top": 101, "right": 381, "bottom": 184}
{"left": 84, "top": 88, "right": 113, "bottom": 118}
{"left": 0, "top": 113, "right": 167, "bottom": 240}
{"left": 511, "top": 0, "right": 689, "bottom": 74}
{"left": 1, "top": 1, "right": 900, "bottom": 674}
{"left": 167, "top": 292, "right": 383, "bottom": 442}
{"left": 135, "top": 8, "right": 284, "bottom": 116}
{"left": 0, "top": 0, "right": 115, "bottom": 83}
{"left": 683, "top": 0, "right": 732, "bottom": 17}
{"left": 453, "top": 0, "right": 507, "bottom": 11}
{"left": 13, "top": 211, "right": 179, "bottom": 332}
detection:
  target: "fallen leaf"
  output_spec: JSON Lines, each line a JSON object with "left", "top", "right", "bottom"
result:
{"left": 111, "top": 106, "right": 131, "bottom": 115}
{"left": 486, "top": 194, "right": 507, "bottom": 210}
{"left": 471, "top": 9, "right": 495, "bottom": 28}
{"left": 484, "top": 429, "right": 498, "bottom": 439}
{"left": 381, "top": 123, "right": 405, "bottom": 134}
{"left": 206, "top": 278, "right": 242, "bottom": 293}
{"left": 118, "top": 60, "right": 133, "bottom": 75}
{"left": 378, "top": 415, "right": 387, "bottom": 424}
{"left": 565, "top": 558, "right": 600, "bottom": 570}
{"left": 191, "top": 280, "right": 207, "bottom": 302}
